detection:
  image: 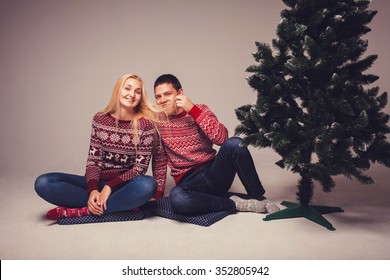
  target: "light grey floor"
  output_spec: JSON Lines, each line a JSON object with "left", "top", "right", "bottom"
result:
{"left": 1, "top": 159, "right": 389, "bottom": 260}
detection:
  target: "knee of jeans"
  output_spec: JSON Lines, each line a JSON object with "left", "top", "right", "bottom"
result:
{"left": 34, "top": 174, "right": 50, "bottom": 196}
{"left": 169, "top": 187, "right": 191, "bottom": 212}
{"left": 139, "top": 175, "right": 157, "bottom": 196}
{"left": 222, "top": 137, "right": 242, "bottom": 151}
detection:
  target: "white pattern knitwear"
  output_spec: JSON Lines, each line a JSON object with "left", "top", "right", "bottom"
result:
{"left": 157, "top": 104, "right": 229, "bottom": 183}
{"left": 85, "top": 113, "right": 166, "bottom": 198}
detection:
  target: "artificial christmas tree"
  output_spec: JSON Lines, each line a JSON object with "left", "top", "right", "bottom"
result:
{"left": 235, "top": 0, "right": 390, "bottom": 230}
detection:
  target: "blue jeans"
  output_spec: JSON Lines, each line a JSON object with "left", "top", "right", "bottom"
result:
{"left": 34, "top": 173, "right": 157, "bottom": 213}
{"left": 169, "top": 137, "right": 266, "bottom": 215}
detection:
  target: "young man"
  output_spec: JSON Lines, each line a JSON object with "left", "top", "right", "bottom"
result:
{"left": 154, "top": 74, "right": 279, "bottom": 215}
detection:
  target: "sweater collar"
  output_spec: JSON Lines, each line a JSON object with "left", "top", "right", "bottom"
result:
{"left": 170, "top": 111, "right": 187, "bottom": 119}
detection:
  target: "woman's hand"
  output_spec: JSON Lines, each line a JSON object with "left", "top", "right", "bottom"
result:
{"left": 88, "top": 190, "right": 104, "bottom": 215}
{"left": 99, "top": 185, "right": 112, "bottom": 211}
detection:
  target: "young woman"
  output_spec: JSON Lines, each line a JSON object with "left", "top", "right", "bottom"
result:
{"left": 35, "top": 74, "right": 166, "bottom": 220}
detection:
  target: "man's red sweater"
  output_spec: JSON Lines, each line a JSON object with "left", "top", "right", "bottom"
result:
{"left": 158, "top": 104, "right": 229, "bottom": 183}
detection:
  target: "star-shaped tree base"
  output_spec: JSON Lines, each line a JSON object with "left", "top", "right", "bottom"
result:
{"left": 263, "top": 201, "right": 344, "bottom": 230}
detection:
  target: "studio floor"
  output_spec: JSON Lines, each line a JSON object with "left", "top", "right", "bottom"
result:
{"left": 1, "top": 163, "right": 389, "bottom": 260}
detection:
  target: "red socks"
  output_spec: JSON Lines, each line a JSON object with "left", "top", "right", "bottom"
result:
{"left": 46, "top": 206, "right": 90, "bottom": 220}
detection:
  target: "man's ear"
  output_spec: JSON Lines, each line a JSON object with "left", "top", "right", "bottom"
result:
{"left": 178, "top": 88, "right": 184, "bottom": 95}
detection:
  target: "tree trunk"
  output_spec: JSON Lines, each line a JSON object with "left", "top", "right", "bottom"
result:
{"left": 297, "top": 171, "right": 314, "bottom": 206}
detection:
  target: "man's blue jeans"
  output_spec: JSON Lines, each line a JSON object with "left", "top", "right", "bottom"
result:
{"left": 169, "top": 137, "right": 266, "bottom": 215}
{"left": 35, "top": 173, "right": 157, "bottom": 213}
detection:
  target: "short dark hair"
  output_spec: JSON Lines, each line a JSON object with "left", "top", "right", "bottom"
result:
{"left": 154, "top": 74, "right": 182, "bottom": 91}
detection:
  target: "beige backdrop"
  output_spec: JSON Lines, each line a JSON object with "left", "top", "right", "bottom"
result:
{"left": 1, "top": 0, "right": 389, "bottom": 192}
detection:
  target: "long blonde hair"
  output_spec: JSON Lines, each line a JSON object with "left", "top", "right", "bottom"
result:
{"left": 100, "top": 74, "right": 162, "bottom": 146}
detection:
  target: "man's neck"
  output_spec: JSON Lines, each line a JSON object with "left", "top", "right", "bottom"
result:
{"left": 169, "top": 107, "right": 185, "bottom": 117}
{"left": 170, "top": 108, "right": 186, "bottom": 118}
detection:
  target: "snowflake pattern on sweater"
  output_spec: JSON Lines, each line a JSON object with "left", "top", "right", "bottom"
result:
{"left": 85, "top": 113, "right": 166, "bottom": 199}
{"left": 157, "top": 104, "right": 229, "bottom": 183}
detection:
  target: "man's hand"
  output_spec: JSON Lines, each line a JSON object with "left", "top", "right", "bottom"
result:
{"left": 175, "top": 95, "right": 194, "bottom": 112}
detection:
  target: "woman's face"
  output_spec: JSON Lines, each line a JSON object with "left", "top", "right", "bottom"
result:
{"left": 119, "top": 78, "right": 142, "bottom": 111}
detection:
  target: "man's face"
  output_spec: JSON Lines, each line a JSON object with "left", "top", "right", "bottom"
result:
{"left": 154, "top": 83, "right": 181, "bottom": 115}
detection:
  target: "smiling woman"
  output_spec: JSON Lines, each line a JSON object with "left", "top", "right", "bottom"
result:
{"left": 100, "top": 74, "right": 160, "bottom": 146}
{"left": 118, "top": 79, "right": 142, "bottom": 117}
{"left": 34, "top": 74, "right": 167, "bottom": 221}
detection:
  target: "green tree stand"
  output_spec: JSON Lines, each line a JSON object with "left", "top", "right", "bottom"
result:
{"left": 263, "top": 201, "right": 344, "bottom": 231}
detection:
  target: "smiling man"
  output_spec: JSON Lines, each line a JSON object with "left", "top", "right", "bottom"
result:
{"left": 153, "top": 74, "right": 280, "bottom": 215}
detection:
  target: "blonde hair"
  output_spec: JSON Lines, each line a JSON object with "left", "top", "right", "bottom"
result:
{"left": 100, "top": 74, "right": 162, "bottom": 146}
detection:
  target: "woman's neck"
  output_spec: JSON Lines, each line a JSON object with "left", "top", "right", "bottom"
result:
{"left": 113, "top": 109, "right": 134, "bottom": 121}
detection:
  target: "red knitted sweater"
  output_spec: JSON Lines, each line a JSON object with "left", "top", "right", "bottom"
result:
{"left": 158, "top": 104, "right": 229, "bottom": 183}
{"left": 85, "top": 113, "right": 166, "bottom": 199}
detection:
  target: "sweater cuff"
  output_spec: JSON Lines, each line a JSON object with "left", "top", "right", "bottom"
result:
{"left": 188, "top": 105, "right": 202, "bottom": 120}
{"left": 105, "top": 178, "right": 120, "bottom": 192}
{"left": 86, "top": 179, "right": 99, "bottom": 194}
{"left": 153, "top": 191, "right": 164, "bottom": 200}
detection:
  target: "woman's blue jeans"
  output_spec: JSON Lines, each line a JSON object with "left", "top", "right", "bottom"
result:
{"left": 169, "top": 137, "right": 266, "bottom": 215}
{"left": 35, "top": 173, "right": 157, "bottom": 213}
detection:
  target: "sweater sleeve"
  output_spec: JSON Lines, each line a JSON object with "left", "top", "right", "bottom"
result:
{"left": 85, "top": 114, "right": 103, "bottom": 194}
{"left": 188, "top": 104, "right": 229, "bottom": 145}
{"left": 152, "top": 132, "right": 168, "bottom": 199}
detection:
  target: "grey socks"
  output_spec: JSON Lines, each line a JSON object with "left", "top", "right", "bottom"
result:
{"left": 230, "top": 195, "right": 280, "bottom": 214}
